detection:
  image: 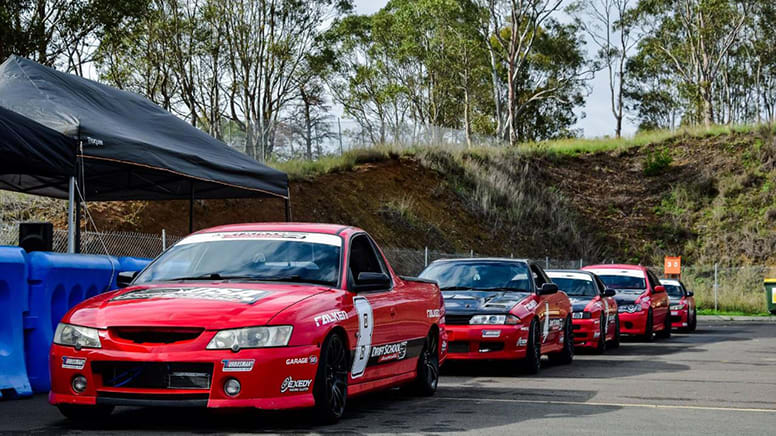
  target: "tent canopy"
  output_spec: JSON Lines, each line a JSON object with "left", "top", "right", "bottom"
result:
{"left": 0, "top": 55, "right": 288, "bottom": 201}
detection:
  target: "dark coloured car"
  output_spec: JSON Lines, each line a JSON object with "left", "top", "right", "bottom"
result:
{"left": 660, "top": 279, "right": 697, "bottom": 332}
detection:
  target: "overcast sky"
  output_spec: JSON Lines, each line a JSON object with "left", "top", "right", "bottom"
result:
{"left": 353, "top": 0, "right": 637, "bottom": 138}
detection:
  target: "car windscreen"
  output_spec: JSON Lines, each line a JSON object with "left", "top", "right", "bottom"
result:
{"left": 596, "top": 274, "right": 646, "bottom": 292}
{"left": 134, "top": 232, "right": 341, "bottom": 286}
{"left": 419, "top": 261, "right": 532, "bottom": 291}
{"left": 550, "top": 277, "right": 598, "bottom": 297}
{"left": 662, "top": 283, "right": 684, "bottom": 298}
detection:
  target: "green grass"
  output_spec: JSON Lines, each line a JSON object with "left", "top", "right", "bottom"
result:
{"left": 697, "top": 309, "right": 772, "bottom": 317}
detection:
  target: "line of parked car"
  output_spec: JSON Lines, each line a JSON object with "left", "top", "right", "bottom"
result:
{"left": 47, "top": 223, "right": 698, "bottom": 424}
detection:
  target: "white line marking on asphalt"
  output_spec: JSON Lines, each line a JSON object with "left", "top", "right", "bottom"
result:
{"left": 436, "top": 396, "right": 776, "bottom": 413}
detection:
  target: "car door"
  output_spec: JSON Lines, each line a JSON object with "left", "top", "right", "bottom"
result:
{"left": 594, "top": 275, "right": 617, "bottom": 336}
{"left": 531, "top": 264, "right": 563, "bottom": 350}
{"left": 646, "top": 270, "right": 669, "bottom": 329}
{"left": 346, "top": 233, "right": 404, "bottom": 382}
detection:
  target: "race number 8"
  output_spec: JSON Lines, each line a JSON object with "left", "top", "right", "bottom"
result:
{"left": 351, "top": 297, "right": 373, "bottom": 378}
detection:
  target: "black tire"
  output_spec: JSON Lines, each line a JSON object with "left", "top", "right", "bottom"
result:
{"left": 522, "top": 318, "right": 542, "bottom": 374}
{"left": 642, "top": 309, "right": 654, "bottom": 342}
{"left": 405, "top": 330, "right": 440, "bottom": 396}
{"left": 57, "top": 404, "right": 114, "bottom": 422}
{"left": 313, "top": 332, "right": 349, "bottom": 424}
{"left": 657, "top": 309, "right": 672, "bottom": 339}
{"left": 549, "top": 315, "right": 574, "bottom": 365}
{"left": 608, "top": 314, "right": 621, "bottom": 349}
{"left": 688, "top": 309, "right": 697, "bottom": 332}
{"left": 594, "top": 313, "right": 607, "bottom": 354}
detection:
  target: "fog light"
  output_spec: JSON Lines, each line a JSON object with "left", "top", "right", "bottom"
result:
{"left": 72, "top": 375, "right": 88, "bottom": 393}
{"left": 224, "top": 378, "right": 241, "bottom": 397}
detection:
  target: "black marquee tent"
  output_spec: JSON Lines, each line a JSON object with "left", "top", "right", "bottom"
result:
{"left": 0, "top": 55, "right": 290, "bottom": 250}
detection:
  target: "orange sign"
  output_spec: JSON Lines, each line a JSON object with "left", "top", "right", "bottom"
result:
{"left": 664, "top": 256, "right": 681, "bottom": 276}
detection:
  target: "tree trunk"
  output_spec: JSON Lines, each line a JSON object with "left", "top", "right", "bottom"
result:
{"left": 702, "top": 82, "right": 714, "bottom": 127}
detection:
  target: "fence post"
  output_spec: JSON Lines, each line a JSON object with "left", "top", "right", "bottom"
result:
{"left": 338, "top": 118, "right": 344, "bottom": 156}
{"left": 579, "top": 258, "right": 583, "bottom": 268}
{"left": 545, "top": 256, "right": 549, "bottom": 269}
{"left": 714, "top": 263, "right": 718, "bottom": 311}
{"left": 424, "top": 246, "right": 428, "bottom": 267}
{"left": 470, "top": 249, "right": 474, "bottom": 257}
{"left": 162, "top": 229, "right": 167, "bottom": 251}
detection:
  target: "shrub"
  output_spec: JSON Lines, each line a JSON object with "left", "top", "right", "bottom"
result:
{"left": 643, "top": 147, "right": 673, "bottom": 176}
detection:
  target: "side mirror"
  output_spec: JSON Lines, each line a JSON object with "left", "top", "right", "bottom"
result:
{"left": 538, "top": 283, "right": 558, "bottom": 295}
{"left": 603, "top": 289, "right": 616, "bottom": 297}
{"left": 354, "top": 272, "right": 391, "bottom": 292}
{"left": 687, "top": 291, "right": 694, "bottom": 297}
{"left": 654, "top": 285, "right": 666, "bottom": 294}
{"left": 117, "top": 271, "right": 139, "bottom": 288}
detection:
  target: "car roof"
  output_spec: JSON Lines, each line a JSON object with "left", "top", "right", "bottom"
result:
{"left": 546, "top": 269, "right": 596, "bottom": 277}
{"left": 430, "top": 258, "right": 531, "bottom": 264}
{"left": 660, "top": 278, "right": 681, "bottom": 286}
{"left": 192, "top": 222, "right": 356, "bottom": 236}
{"left": 582, "top": 264, "right": 648, "bottom": 272}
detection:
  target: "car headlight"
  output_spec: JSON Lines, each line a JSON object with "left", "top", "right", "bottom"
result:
{"left": 618, "top": 304, "right": 643, "bottom": 313}
{"left": 670, "top": 304, "right": 686, "bottom": 311}
{"left": 207, "top": 326, "right": 293, "bottom": 351}
{"left": 469, "top": 314, "right": 521, "bottom": 325}
{"left": 53, "top": 323, "right": 102, "bottom": 349}
{"left": 572, "top": 312, "right": 592, "bottom": 319}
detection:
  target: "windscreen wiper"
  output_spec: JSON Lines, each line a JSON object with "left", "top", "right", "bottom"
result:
{"left": 474, "top": 287, "right": 531, "bottom": 292}
{"left": 439, "top": 286, "right": 473, "bottom": 291}
{"left": 166, "top": 273, "right": 225, "bottom": 281}
{"left": 248, "top": 276, "right": 335, "bottom": 286}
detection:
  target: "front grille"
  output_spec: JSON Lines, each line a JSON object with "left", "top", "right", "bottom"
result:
{"left": 572, "top": 325, "right": 582, "bottom": 330}
{"left": 93, "top": 362, "right": 213, "bottom": 389}
{"left": 445, "top": 314, "right": 472, "bottom": 325}
{"left": 574, "top": 332, "right": 587, "bottom": 339}
{"left": 111, "top": 327, "right": 204, "bottom": 344}
{"left": 671, "top": 315, "right": 682, "bottom": 322}
{"left": 478, "top": 342, "right": 504, "bottom": 353}
{"left": 449, "top": 341, "right": 470, "bottom": 353}
{"left": 96, "top": 392, "right": 209, "bottom": 408}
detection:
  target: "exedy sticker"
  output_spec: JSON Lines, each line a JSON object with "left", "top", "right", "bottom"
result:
{"left": 113, "top": 287, "right": 270, "bottom": 304}
{"left": 314, "top": 310, "right": 348, "bottom": 327}
{"left": 61, "top": 356, "right": 86, "bottom": 370}
{"left": 280, "top": 376, "right": 312, "bottom": 393}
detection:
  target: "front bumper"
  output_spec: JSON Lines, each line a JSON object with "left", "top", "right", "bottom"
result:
{"left": 444, "top": 324, "right": 529, "bottom": 360}
{"left": 571, "top": 317, "right": 602, "bottom": 348}
{"left": 49, "top": 343, "right": 320, "bottom": 410}
{"left": 617, "top": 310, "right": 648, "bottom": 335}
{"left": 671, "top": 308, "right": 689, "bottom": 329}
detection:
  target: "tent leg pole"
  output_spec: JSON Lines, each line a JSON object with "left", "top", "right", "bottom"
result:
{"left": 285, "top": 199, "right": 292, "bottom": 222}
{"left": 189, "top": 185, "right": 194, "bottom": 234}
{"left": 75, "top": 188, "right": 82, "bottom": 254}
{"left": 67, "top": 177, "right": 76, "bottom": 253}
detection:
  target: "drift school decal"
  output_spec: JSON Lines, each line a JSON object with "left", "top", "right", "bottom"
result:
{"left": 366, "top": 338, "right": 425, "bottom": 366}
{"left": 113, "top": 287, "right": 270, "bottom": 304}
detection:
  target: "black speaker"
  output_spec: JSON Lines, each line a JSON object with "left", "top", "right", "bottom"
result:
{"left": 19, "top": 222, "right": 53, "bottom": 252}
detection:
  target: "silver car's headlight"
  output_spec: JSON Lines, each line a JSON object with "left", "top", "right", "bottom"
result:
{"left": 53, "top": 323, "right": 102, "bottom": 349}
{"left": 469, "top": 314, "right": 520, "bottom": 325}
{"left": 207, "top": 326, "right": 293, "bottom": 351}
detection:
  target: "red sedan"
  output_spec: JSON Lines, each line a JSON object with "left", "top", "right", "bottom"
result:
{"left": 660, "top": 279, "right": 697, "bottom": 332}
{"left": 419, "top": 259, "right": 573, "bottom": 374}
{"left": 49, "top": 223, "right": 446, "bottom": 423}
{"left": 582, "top": 265, "right": 671, "bottom": 341}
{"left": 546, "top": 270, "right": 620, "bottom": 353}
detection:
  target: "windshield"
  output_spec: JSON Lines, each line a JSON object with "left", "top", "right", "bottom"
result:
{"left": 419, "top": 261, "right": 532, "bottom": 291}
{"left": 662, "top": 283, "right": 684, "bottom": 298}
{"left": 551, "top": 277, "right": 598, "bottom": 297}
{"left": 597, "top": 274, "right": 646, "bottom": 291}
{"left": 134, "top": 231, "right": 341, "bottom": 286}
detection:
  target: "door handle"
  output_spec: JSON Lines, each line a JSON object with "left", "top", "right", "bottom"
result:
{"left": 390, "top": 308, "right": 397, "bottom": 317}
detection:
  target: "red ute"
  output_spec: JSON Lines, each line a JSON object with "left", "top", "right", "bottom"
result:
{"left": 419, "top": 259, "right": 573, "bottom": 374}
{"left": 49, "top": 223, "right": 446, "bottom": 423}
{"left": 582, "top": 264, "right": 671, "bottom": 341}
{"left": 546, "top": 270, "right": 620, "bottom": 353}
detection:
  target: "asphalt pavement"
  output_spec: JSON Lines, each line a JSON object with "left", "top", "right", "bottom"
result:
{"left": 1, "top": 319, "right": 774, "bottom": 435}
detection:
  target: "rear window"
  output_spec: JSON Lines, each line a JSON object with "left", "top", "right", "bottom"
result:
{"left": 597, "top": 274, "right": 646, "bottom": 290}
{"left": 662, "top": 283, "right": 684, "bottom": 298}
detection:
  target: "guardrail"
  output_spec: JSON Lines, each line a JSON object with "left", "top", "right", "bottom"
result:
{"left": 0, "top": 246, "right": 150, "bottom": 398}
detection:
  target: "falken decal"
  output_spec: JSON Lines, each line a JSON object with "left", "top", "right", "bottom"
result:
{"left": 280, "top": 376, "right": 312, "bottom": 393}
{"left": 61, "top": 356, "right": 86, "bottom": 370}
{"left": 222, "top": 359, "right": 255, "bottom": 372}
{"left": 524, "top": 300, "right": 538, "bottom": 311}
{"left": 314, "top": 310, "right": 348, "bottom": 327}
{"left": 113, "top": 287, "right": 270, "bottom": 304}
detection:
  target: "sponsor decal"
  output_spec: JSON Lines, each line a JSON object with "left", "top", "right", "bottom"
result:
{"left": 549, "top": 318, "right": 564, "bottom": 331}
{"left": 427, "top": 309, "right": 441, "bottom": 318}
{"left": 113, "top": 287, "right": 269, "bottom": 304}
{"left": 441, "top": 340, "right": 448, "bottom": 352}
{"left": 85, "top": 136, "right": 104, "bottom": 146}
{"left": 314, "top": 310, "right": 349, "bottom": 327}
{"left": 482, "top": 330, "right": 501, "bottom": 338}
{"left": 280, "top": 376, "right": 312, "bottom": 393}
{"left": 517, "top": 337, "right": 528, "bottom": 347}
{"left": 179, "top": 232, "right": 342, "bottom": 247}
{"left": 371, "top": 341, "right": 407, "bottom": 363}
{"left": 524, "top": 300, "right": 538, "bottom": 311}
{"left": 285, "top": 356, "right": 318, "bottom": 365}
{"left": 222, "top": 359, "right": 255, "bottom": 372}
{"left": 61, "top": 356, "right": 86, "bottom": 370}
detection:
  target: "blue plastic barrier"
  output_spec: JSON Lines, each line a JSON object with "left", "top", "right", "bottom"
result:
{"left": 0, "top": 246, "right": 32, "bottom": 399}
{"left": 24, "top": 253, "right": 120, "bottom": 392}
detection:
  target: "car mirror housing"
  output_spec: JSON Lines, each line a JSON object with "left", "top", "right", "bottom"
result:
{"left": 354, "top": 272, "right": 391, "bottom": 292}
{"left": 654, "top": 285, "right": 666, "bottom": 293}
{"left": 603, "top": 289, "right": 616, "bottom": 297}
{"left": 687, "top": 291, "right": 694, "bottom": 297}
{"left": 538, "top": 283, "right": 559, "bottom": 295}
{"left": 116, "top": 271, "right": 139, "bottom": 288}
